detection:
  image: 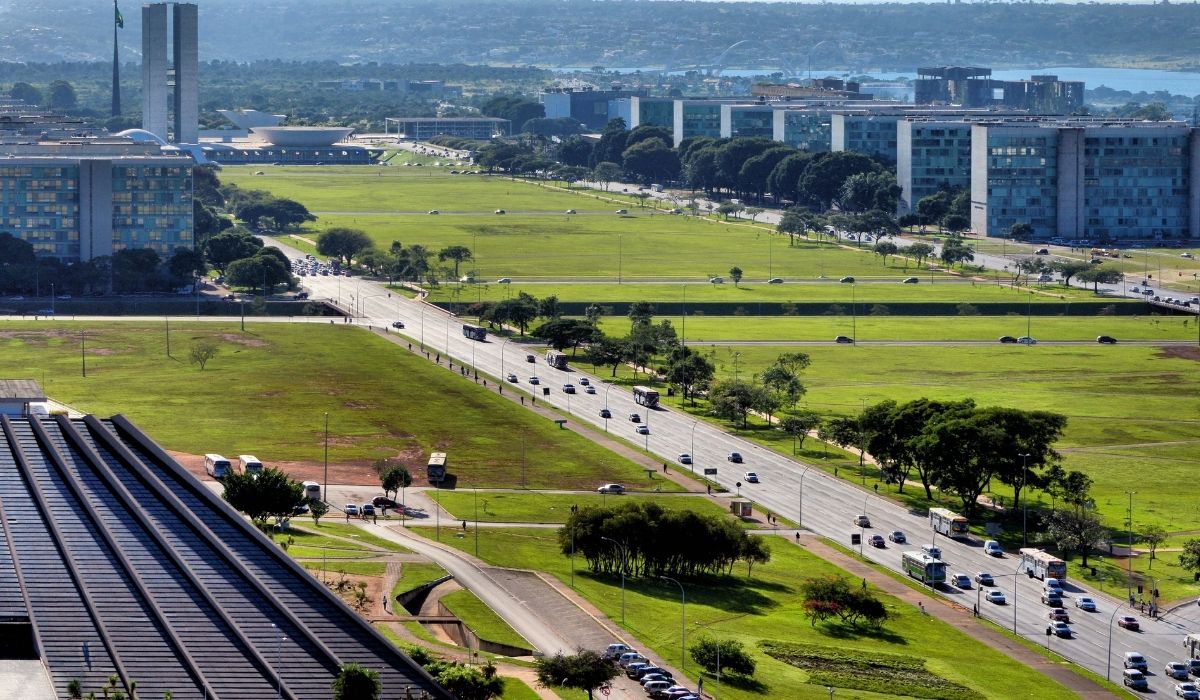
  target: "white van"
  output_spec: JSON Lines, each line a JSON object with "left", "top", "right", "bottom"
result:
{"left": 238, "top": 455, "right": 264, "bottom": 475}
{"left": 302, "top": 481, "right": 322, "bottom": 501}
{"left": 203, "top": 454, "right": 232, "bottom": 478}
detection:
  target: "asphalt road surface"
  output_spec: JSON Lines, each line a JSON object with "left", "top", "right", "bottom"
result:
{"left": 279, "top": 238, "right": 1198, "bottom": 694}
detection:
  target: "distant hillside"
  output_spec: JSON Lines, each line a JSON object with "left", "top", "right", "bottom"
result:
{"left": 0, "top": 0, "right": 1197, "bottom": 71}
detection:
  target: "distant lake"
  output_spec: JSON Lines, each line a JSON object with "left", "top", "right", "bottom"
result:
{"left": 567, "top": 66, "right": 1200, "bottom": 97}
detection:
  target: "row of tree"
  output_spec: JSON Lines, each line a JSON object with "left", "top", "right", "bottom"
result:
{"left": 559, "top": 501, "right": 771, "bottom": 578}
{"left": 0, "top": 232, "right": 203, "bottom": 296}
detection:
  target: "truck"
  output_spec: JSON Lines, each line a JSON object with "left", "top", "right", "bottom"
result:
{"left": 427, "top": 452, "right": 448, "bottom": 484}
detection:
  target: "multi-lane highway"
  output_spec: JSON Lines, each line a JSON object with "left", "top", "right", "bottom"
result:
{"left": 284, "top": 241, "right": 1195, "bottom": 694}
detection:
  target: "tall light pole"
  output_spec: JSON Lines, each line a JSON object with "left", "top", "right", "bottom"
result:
{"left": 600, "top": 536, "right": 626, "bottom": 624}
{"left": 851, "top": 282, "right": 856, "bottom": 343}
{"left": 1019, "top": 453, "right": 1031, "bottom": 547}
{"left": 660, "top": 576, "right": 686, "bottom": 671}
{"left": 733, "top": 352, "right": 742, "bottom": 384}
{"left": 1105, "top": 603, "right": 1128, "bottom": 681}
{"left": 570, "top": 504, "right": 578, "bottom": 587}
{"left": 1126, "top": 491, "right": 1136, "bottom": 603}
{"left": 323, "top": 412, "right": 329, "bottom": 503}
{"left": 473, "top": 486, "right": 479, "bottom": 557}
{"left": 603, "top": 384, "right": 613, "bottom": 432}
{"left": 689, "top": 420, "right": 698, "bottom": 474}
{"left": 500, "top": 337, "right": 511, "bottom": 384}
{"left": 798, "top": 467, "right": 811, "bottom": 529}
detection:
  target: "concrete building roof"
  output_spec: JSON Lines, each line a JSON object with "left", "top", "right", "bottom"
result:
{"left": 0, "top": 413, "right": 450, "bottom": 700}
{"left": 0, "top": 380, "right": 44, "bottom": 402}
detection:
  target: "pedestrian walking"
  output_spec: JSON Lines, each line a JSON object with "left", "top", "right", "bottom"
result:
{"left": 861, "top": 578, "right": 867, "bottom": 590}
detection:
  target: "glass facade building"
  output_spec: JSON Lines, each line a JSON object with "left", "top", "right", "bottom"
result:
{"left": 896, "top": 120, "right": 973, "bottom": 214}
{"left": 1082, "top": 128, "right": 1191, "bottom": 240}
{"left": 0, "top": 156, "right": 192, "bottom": 261}
{"left": 674, "top": 102, "right": 723, "bottom": 144}
{"left": 832, "top": 114, "right": 902, "bottom": 163}
{"left": 721, "top": 105, "right": 775, "bottom": 139}
{"left": 777, "top": 110, "right": 832, "bottom": 153}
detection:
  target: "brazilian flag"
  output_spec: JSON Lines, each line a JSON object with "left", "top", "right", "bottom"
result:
{"left": 115, "top": 3, "right": 124, "bottom": 29}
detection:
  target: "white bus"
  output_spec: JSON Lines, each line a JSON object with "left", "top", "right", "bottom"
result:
{"left": 929, "top": 507, "right": 969, "bottom": 539}
{"left": 204, "top": 453, "right": 232, "bottom": 478}
{"left": 901, "top": 551, "right": 946, "bottom": 586}
{"left": 1184, "top": 633, "right": 1200, "bottom": 659}
{"left": 546, "top": 351, "right": 569, "bottom": 370}
{"left": 427, "top": 452, "right": 448, "bottom": 484}
{"left": 1019, "top": 548, "right": 1067, "bottom": 581}
{"left": 302, "top": 481, "right": 322, "bottom": 501}
{"left": 632, "top": 386, "right": 660, "bottom": 408}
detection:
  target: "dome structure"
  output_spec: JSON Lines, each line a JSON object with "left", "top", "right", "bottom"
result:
{"left": 249, "top": 126, "right": 353, "bottom": 147}
{"left": 114, "top": 128, "right": 169, "bottom": 146}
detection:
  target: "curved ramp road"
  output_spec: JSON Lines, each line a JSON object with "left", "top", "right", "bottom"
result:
{"left": 277, "top": 239, "right": 1197, "bottom": 694}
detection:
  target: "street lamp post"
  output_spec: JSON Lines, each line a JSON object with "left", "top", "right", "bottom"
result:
{"left": 500, "top": 337, "right": 511, "bottom": 385}
{"left": 473, "top": 487, "right": 479, "bottom": 557}
{"left": 323, "top": 412, "right": 329, "bottom": 503}
{"left": 660, "top": 576, "right": 686, "bottom": 671}
{"left": 1105, "top": 604, "right": 1128, "bottom": 681}
{"left": 689, "top": 420, "right": 698, "bottom": 474}
{"left": 600, "top": 536, "right": 626, "bottom": 624}
{"left": 1019, "top": 453, "right": 1031, "bottom": 547}
{"left": 851, "top": 283, "right": 857, "bottom": 344}
{"left": 570, "top": 504, "right": 578, "bottom": 587}
{"left": 603, "top": 384, "right": 613, "bottom": 432}
{"left": 798, "top": 467, "right": 811, "bottom": 528}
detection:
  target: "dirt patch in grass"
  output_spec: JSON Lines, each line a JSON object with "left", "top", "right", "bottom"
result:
{"left": 760, "top": 640, "right": 984, "bottom": 700}
{"left": 1160, "top": 346, "right": 1200, "bottom": 362}
{"left": 217, "top": 332, "right": 270, "bottom": 348}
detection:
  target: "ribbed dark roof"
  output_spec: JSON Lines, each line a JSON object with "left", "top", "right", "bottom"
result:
{"left": 0, "top": 414, "right": 451, "bottom": 700}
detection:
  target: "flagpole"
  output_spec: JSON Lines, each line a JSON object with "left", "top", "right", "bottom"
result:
{"left": 111, "top": 0, "right": 121, "bottom": 117}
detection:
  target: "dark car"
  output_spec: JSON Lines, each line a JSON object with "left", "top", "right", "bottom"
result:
{"left": 868, "top": 534, "right": 886, "bottom": 548}
{"left": 999, "top": 336, "right": 1018, "bottom": 344}
{"left": 391, "top": 320, "right": 405, "bottom": 329}
{"left": 526, "top": 354, "right": 536, "bottom": 363}
{"left": 1097, "top": 335, "right": 1118, "bottom": 344}
{"left": 1117, "top": 616, "right": 1141, "bottom": 631}
{"left": 834, "top": 335, "right": 854, "bottom": 344}
{"left": 599, "top": 408, "right": 612, "bottom": 419}
{"left": 372, "top": 496, "right": 399, "bottom": 509}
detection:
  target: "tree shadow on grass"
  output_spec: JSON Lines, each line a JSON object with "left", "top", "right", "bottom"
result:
{"left": 633, "top": 572, "right": 793, "bottom": 616}
{"left": 719, "top": 673, "right": 768, "bottom": 693}
{"left": 815, "top": 621, "right": 908, "bottom": 645}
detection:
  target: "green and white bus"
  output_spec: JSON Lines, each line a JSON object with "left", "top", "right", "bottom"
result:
{"left": 901, "top": 551, "right": 946, "bottom": 586}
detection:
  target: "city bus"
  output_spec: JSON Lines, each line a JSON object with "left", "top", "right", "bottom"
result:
{"left": 1018, "top": 548, "right": 1067, "bottom": 581}
{"left": 462, "top": 324, "right": 487, "bottom": 341}
{"left": 1184, "top": 633, "right": 1200, "bottom": 659}
{"left": 901, "top": 551, "right": 946, "bottom": 586}
{"left": 929, "top": 507, "right": 969, "bottom": 539}
{"left": 546, "top": 351, "right": 569, "bottom": 370}
{"left": 427, "top": 452, "right": 448, "bottom": 484}
{"left": 632, "top": 386, "right": 660, "bottom": 408}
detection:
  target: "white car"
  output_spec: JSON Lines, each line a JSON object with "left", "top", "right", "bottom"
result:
{"left": 506, "top": 373, "right": 518, "bottom": 383}
{"left": 743, "top": 472, "right": 759, "bottom": 483}
{"left": 986, "top": 590, "right": 1006, "bottom": 605}
{"left": 497, "top": 277, "right": 512, "bottom": 284}
{"left": 951, "top": 573, "right": 972, "bottom": 589}
{"left": 709, "top": 276, "right": 724, "bottom": 284}
{"left": 585, "top": 385, "right": 597, "bottom": 394}
{"left": 678, "top": 453, "right": 693, "bottom": 465}
{"left": 344, "top": 504, "right": 359, "bottom": 516}
{"left": 1074, "top": 596, "right": 1097, "bottom": 611}
{"left": 1017, "top": 336, "right": 1037, "bottom": 345}
{"left": 1176, "top": 682, "right": 1200, "bottom": 700}
{"left": 597, "top": 484, "right": 625, "bottom": 495}
{"left": 1167, "top": 662, "right": 1191, "bottom": 680}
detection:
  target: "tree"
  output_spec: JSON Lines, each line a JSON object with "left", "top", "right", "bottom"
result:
{"left": 495, "top": 292, "right": 539, "bottom": 335}
{"left": 591, "top": 118, "right": 629, "bottom": 167}
{"left": 1051, "top": 259, "right": 1092, "bottom": 288}
{"left": 591, "top": 162, "right": 623, "bottom": 192}
{"left": 557, "top": 138, "right": 594, "bottom": 167}
{"left": 47, "top": 80, "right": 77, "bottom": 111}
{"left": 716, "top": 202, "right": 743, "bottom": 220}
{"left": 225, "top": 253, "right": 290, "bottom": 294}
{"left": 690, "top": 638, "right": 756, "bottom": 677}
{"left": 801, "top": 575, "right": 889, "bottom": 628}
{"left": 780, "top": 411, "right": 821, "bottom": 454}
{"left": 1009, "top": 222, "right": 1034, "bottom": 241}
{"left": 799, "top": 152, "right": 879, "bottom": 211}
{"left": 533, "top": 318, "right": 598, "bottom": 352}
{"left": 627, "top": 301, "right": 655, "bottom": 326}
{"left": 915, "top": 191, "right": 952, "bottom": 225}
{"left": 708, "top": 380, "right": 766, "bottom": 429}
{"left": 538, "top": 295, "right": 561, "bottom": 320}
{"left": 777, "top": 207, "right": 817, "bottom": 245}
{"left": 205, "top": 229, "right": 263, "bottom": 272}
{"left": 840, "top": 171, "right": 901, "bottom": 213}
{"left": 1044, "top": 466, "right": 1093, "bottom": 509}
{"left": 236, "top": 197, "right": 315, "bottom": 230}
{"left": 1142, "top": 524, "right": 1167, "bottom": 564}
{"left": 1045, "top": 507, "right": 1107, "bottom": 567}
{"left": 432, "top": 662, "right": 504, "bottom": 700}
{"left": 8, "top": 82, "right": 42, "bottom": 106}
{"left": 897, "top": 398, "right": 978, "bottom": 498}
{"left": 767, "top": 152, "right": 815, "bottom": 205}
{"left": 221, "top": 467, "right": 303, "bottom": 524}
{"left": 437, "top": 245, "right": 473, "bottom": 277}
{"left": 621, "top": 137, "right": 680, "bottom": 185}
{"left": 308, "top": 499, "right": 329, "bottom": 525}
{"left": 584, "top": 335, "right": 628, "bottom": 377}
{"left": 1076, "top": 265, "right": 1123, "bottom": 293}
{"left": 189, "top": 340, "right": 219, "bottom": 370}
{"left": 111, "top": 248, "right": 163, "bottom": 293}
{"left": 939, "top": 236, "right": 975, "bottom": 268}
{"left": 1179, "top": 539, "right": 1200, "bottom": 576}
{"left": 318, "top": 227, "right": 373, "bottom": 266}
{"left": 873, "top": 241, "right": 899, "bottom": 265}
{"left": 381, "top": 466, "right": 412, "bottom": 501}
{"left": 534, "top": 651, "right": 618, "bottom": 700}
{"left": 728, "top": 266, "right": 743, "bottom": 287}
{"left": 916, "top": 412, "right": 1006, "bottom": 516}
{"left": 907, "top": 242, "right": 935, "bottom": 269}
{"left": 984, "top": 407, "right": 1068, "bottom": 511}
{"left": 167, "top": 247, "right": 206, "bottom": 284}
{"left": 662, "top": 346, "right": 715, "bottom": 405}
{"left": 331, "top": 663, "right": 381, "bottom": 700}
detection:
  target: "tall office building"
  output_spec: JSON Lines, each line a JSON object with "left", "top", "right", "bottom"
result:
{"left": 141, "top": 3, "right": 198, "bottom": 143}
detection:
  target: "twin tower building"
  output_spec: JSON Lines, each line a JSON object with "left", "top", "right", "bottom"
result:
{"left": 141, "top": 2, "right": 197, "bottom": 144}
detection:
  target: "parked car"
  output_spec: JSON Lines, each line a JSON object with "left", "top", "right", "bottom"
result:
{"left": 1074, "top": 596, "right": 1097, "bottom": 611}
{"left": 869, "top": 534, "right": 886, "bottom": 548}
{"left": 602, "top": 643, "right": 632, "bottom": 660}
{"left": 633, "top": 666, "right": 668, "bottom": 680}
{"left": 597, "top": 484, "right": 625, "bottom": 495}
{"left": 743, "top": 471, "right": 760, "bottom": 483}
{"left": 727, "top": 452, "right": 743, "bottom": 463}
{"left": 986, "top": 590, "right": 1007, "bottom": 605}
{"left": 888, "top": 531, "right": 906, "bottom": 544}
{"left": 834, "top": 335, "right": 854, "bottom": 344}
{"left": 1167, "top": 662, "right": 1192, "bottom": 680}
{"left": 644, "top": 681, "right": 672, "bottom": 695}
{"left": 975, "top": 572, "right": 995, "bottom": 586}
{"left": 984, "top": 540, "right": 1004, "bottom": 556}
{"left": 372, "top": 496, "right": 398, "bottom": 509}
{"left": 360, "top": 504, "right": 376, "bottom": 517}
{"left": 641, "top": 673, "right": 673, "bottom": 687}
{"left": 1118, "top": 616, "right": 1141, "bottom": 631}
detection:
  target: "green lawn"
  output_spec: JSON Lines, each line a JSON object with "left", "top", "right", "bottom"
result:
{"left": 416, "top": 526, "right": 1083, "bottom": 699}
{"left": 0, "top": 322, "right": 662, "bottom": 489}
{"left": 294, "top": 522, "right": 410, "bottom": 551}
{"left": 596, "top": 314, "right": 1196, "bottom": 342}
{"left": 428, "top": 491, "right": 738, "bottom": 525}
{"left": 439, "top": 588, "right": 533, "bottom": 651}
{"left": 301, "top": 560, "right": 387, "bottom": 577}
{"left": 659, "top": 343, "right": 1200, "bottom": 534}
{"left": 393, "top": 562, "right": 450, "bottom": 600}
{"left": 498, "top": 677, "right": 542, "bottom": 700}
{"left": 424, "top": 280, "right": 1106, "bottom": 304}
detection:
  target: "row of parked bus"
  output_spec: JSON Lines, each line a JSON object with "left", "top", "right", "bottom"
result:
{"left": 203, "top": 453, "right": 263, "bottom": 478}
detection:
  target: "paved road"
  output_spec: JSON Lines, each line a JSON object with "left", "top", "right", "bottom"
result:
{"left": 275, "top": 236, "right": 1198, "bottom": 694}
